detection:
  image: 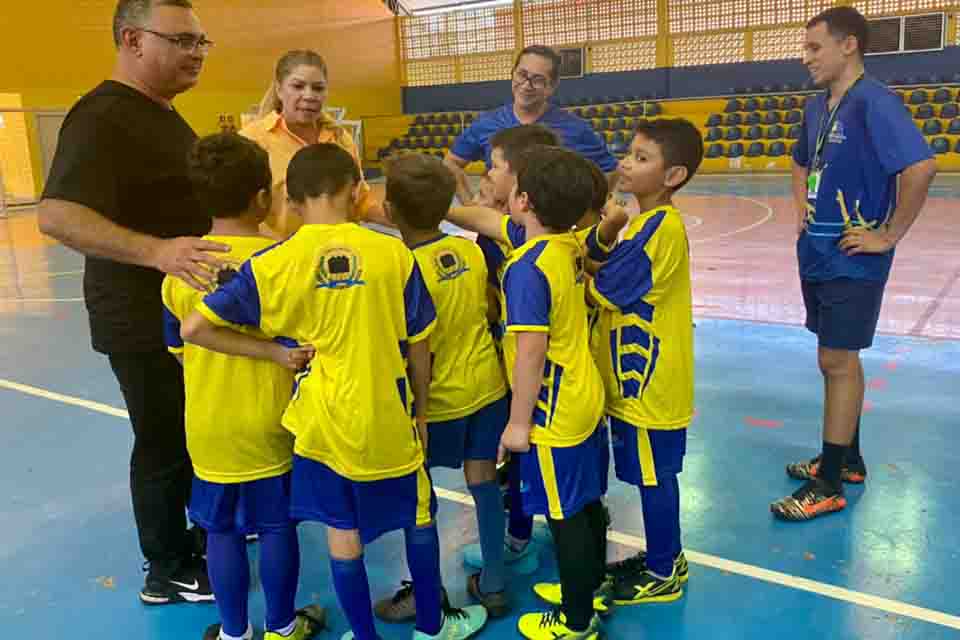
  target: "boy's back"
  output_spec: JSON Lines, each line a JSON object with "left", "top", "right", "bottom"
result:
{"left": 411, "top": 234, "right": 506, "bottom": 421}
{"left": 200, "top": 222, "right": 436, "bottom": 482}
{"left": 162, "top": 234, "right": 295, "bottom": 483}
{"left": 589, "top": 205, "right": 694, "bottom": 428}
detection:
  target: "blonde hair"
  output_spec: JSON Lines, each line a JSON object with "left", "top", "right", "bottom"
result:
{"left": 257, "top": 49, "right": 329, "bottom": 119}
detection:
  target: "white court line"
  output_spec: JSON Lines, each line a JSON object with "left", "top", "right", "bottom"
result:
{"left": 689, "top": 195, "right": 776, "bottom": 246}
{"left": 2, "top": 376, "right": 959, "bottom": 630}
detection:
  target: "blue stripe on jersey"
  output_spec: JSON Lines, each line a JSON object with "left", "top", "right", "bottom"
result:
{"left": 203, "top": 261, "right": 263, "bottom": 328}
{"left": 593, "top": 211, "right": 666, "bottom": 319}
{"left": 643, "top": 336, "right": 661, "bottom": 395}
{"left": 404, "top": 261, "right": 437, "bottom": 339}
{"left": 163, "top": 305, "right": 183, "bottom": 349}
{"left": 548, "top": 362, "right": 564, "bottom": 426}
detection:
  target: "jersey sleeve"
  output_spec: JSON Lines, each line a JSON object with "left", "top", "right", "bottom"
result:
{"left": 450, "top": 121, "right": 485, "bottom": 163}
{"left": 866, "top": 91, "right": 934, "bottom": 176}
{"left": 160, "top": 277, "right": 184, "bottom": 353}
{"left": 198, "top": 261, "right": 263, "bottom": 329}
{"left": 404, "top": 260, "right": 437, "bottom": 343}
{"left": 792, "top": 106, "right": 811, "bottom": 168}
{"left": 501, "top": 217, "right": 527, "bottom": 251}
{"left": 504, "top": 260, "right": 551, "bottom": 333}
{"left": 583, "top": 224, "right": 614, "bottom": 262}
{"left": 573, "top": 123, "right": 618, "bottom": 173}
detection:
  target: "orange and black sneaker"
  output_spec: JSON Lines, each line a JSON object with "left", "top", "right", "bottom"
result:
{"left": 786, "top": 454, "right": 867, "bottom": 484}
{"left": 771, "top": 479, "right": 847, "bottom": 521}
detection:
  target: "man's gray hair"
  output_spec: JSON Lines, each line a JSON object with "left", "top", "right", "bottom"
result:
{"left": 113, "top": 0, "right": 194, "bottom": 47}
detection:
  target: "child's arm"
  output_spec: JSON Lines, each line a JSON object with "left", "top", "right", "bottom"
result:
{"left": 181, "top": 312, "right": 315, "bottom": 371}
{"left": 499, "top": 331, "right": 547, "bottom": 462}
{"left": 447, "top": 205, "right": 508, "bottom": 242}
{"left": 407, "top": 337, "right": 432, "bottom": 450}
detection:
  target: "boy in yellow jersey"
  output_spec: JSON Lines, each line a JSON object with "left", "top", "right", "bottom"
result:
{"left": 590, "top": 119, "right": 702, "bottom": 606}
{"left": 498, "top": 146, "right": 608, "bottom": 640}
{"left": 181, "top": 144, "right": 488, "bottom": 640}
{"left": 161, "top": 134, "right": 324, "bottom": 640}
{"left": 372, "top": 154, "right": 511, "bottom": 622}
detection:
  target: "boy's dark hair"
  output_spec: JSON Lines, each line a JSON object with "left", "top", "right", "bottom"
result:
{"left": 632, "top": 119, "right": 703, "bottom": 192}
{"left": 187, "top": 133, "right": 271, "bottom": 218}
{"left": 516, "top": 146, "right": 594, "bottom": 232}
{"left": 807, "top": 6, "right": 869, "bottom": 58}
{"left": 513, "top": 45, "right": 562, "bottom": 85}
{"left": 490, "top": 124, "right": 561, "bottom": 173}
{"left": 384, "top": 153, "right": 456, "bottom": 231}
{"left": 287, "top": 143, "right": 360, "bottom": 204}
{"left": 588, "top": 160, "right": 608, "bottom": 212}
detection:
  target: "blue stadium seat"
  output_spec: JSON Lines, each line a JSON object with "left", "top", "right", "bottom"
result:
{"left": 909, "top": 89, "right": 929, "bottom": 105}
{"left": 603, "top": 131, "right": 615, "bottom": 144}
{"left": 629, "top": 104, "right": 645, "bottom": 117}
{"left": 765, "top": 124, "right": 785, "bottom": 140}
{"left": 585, "top": 106, "right": 599, "bottom": 118}
{"left": 763, "top": 111, "right": 782, "bottom": 125}
{"left": 725, "top": 127, "right": 743, "bottom": 141}
{"left": 706, "top": 114, "right": 722, "bottom": 127}
{"left": 610, "top": 104, "right": 625, "bottom": 117}
{"left": 746, "top": 142, "right": 765, "bottom": 157}
{"left": 725, "top": 98, "right": 743, "bottom": 113}
{"left": 430, "top": 125, "right": 444, "bottom": 136}
{"left": 425, "top": 114, "right": 437, "bottom": 125}
{"left": 922, "top": 119, "right": 943, "bottom": 135}
{"left": 645, "top": 103, "right": 663, "bottom": 116}
{"left": 444, "top": 125, "right": 455, "bottom": 135}
{"left": 931, "top": 137, "right": 950, "bottom": 155}
{"left": 915, "top": 104, "right": 935, "bottom": 119}
{"left": 745, "top": 125, "right": 763, "bottom": 141}
{"left": 940, "top": 104, "right": 959, "bottom": 119}
{"left": 763, "top": 97, "right": 781, "bottom": 111}
{"left": 409, "top": 137, "right": 422, "bottom": 149}
{"left": 782, "top": 96, "right": 799, "bottom": 110}
{"left": 746, "top": 112, "right": 762, "bottom": 126}
{"left": 414, "top": 115, "right": 425, "bottom": 125}
{"left": 784, "top": 110, "right": 803, "bottom": 124}
{"left": 725, "top": 113, "right": 743, "bottom": 126}
{"left": 600, "top": 105, "right": 615, "bottom": 118}
{"left": 705, "top": 127, "right": 723, "bottom": 142}
{"left": 611, "top": 131, "right": 629, "bottom": 156}
{"left": 706, "top": 143, "right": 724, "bottom": 158}
{"left": 726, "top": 143, "right": 745, "bottom": 158}
{"left": 437, "top": 114, "right": 450, "bottom": 125}
{"left": 768, "top": 141, "right": 787, "bottom": 157}
{"left": 465, "top": 113, "right": 475, "bottom": 125}
{"left": 613, "top": 117, "right": 627, "bottom": 131}
{"left": 788, "top": 141, "right": 796, "bottom": 156}
{"left": 933, "top": 88, "right": 952, "bottom": 104}
{"left": 573, "top": 107, "right": 585, "bottom": 118}
{"left": 394, "top": 138, "right": 408, "bottom": 150}
{"left": 956, "top": 139, "right": 960, "bottom": 153}
{"left": 948, "top": 118, "right": 960, "bottom": 135}
{"left": 744, "top": 97, "right": 761, "bottom": 112}
{"left": 787, "top": 124, "right": 802, "bottom": 140}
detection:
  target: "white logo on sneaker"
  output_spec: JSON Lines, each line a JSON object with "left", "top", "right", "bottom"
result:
{"left": 170, "top": 579, "right": 199, "bottom": 591}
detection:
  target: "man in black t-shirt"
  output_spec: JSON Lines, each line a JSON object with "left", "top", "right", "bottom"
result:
{"left": 39, "top": 0, "right": 226, "bottom": 605}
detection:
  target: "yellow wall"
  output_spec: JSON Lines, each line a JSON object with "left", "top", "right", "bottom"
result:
{"left": 0, "top": 94, "right": 37, "bottom": 201}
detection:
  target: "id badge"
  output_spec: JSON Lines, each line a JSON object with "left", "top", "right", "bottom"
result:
{"left": 807, "top": 170, "right": 822, "bottom": 200}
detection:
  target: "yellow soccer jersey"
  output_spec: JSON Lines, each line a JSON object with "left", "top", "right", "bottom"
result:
{"left": 198, "top": 223, "right": 437, "bottom": 482}
{"left": 161, "top": 234, "right": 295, "bottom": 484}
{"left": 411, "top": 234, "right": 506, "bottom": 422}
{"left": 588, "top": 205, "right": 694, "bottom": 430}
{"left": 501, "top": 232, "right": 605, "bottom": 448}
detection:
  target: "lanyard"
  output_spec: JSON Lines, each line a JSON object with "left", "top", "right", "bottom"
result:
{"left": 809, "top": 75, "right": 863, "bottom": 172}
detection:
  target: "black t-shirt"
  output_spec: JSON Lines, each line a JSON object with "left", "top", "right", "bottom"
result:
{"left": 43, "top": 81, "right": 211, "bottom": 353}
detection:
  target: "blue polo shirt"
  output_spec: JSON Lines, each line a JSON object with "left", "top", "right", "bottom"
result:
{"left": 793, "top": 76, "right": 931, "bottom": 282}
{"left": 451, "top": 103, "right": 617, "bottom": 172}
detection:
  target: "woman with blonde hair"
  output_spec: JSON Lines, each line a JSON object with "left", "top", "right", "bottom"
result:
{"left": 241, "top": 49, "right": 386, "bottom": 238}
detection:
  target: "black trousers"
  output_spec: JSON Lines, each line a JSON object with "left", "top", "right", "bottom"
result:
{"left": 108, "top": 350, "right": 193, "bottom": 578}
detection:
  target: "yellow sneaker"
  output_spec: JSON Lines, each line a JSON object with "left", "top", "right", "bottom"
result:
{"left": 264, "top": 605, "right": 326, "bottom": 640}
{"left": 531, "top": 581, "right": 613, "bottom": 615}
{"left": 517, "top": 610, "right": 603, "bottom": 640}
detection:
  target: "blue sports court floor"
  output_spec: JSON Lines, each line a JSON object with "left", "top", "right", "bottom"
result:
{"left": 1, "top": 175, "right": 959, "bottom": 639}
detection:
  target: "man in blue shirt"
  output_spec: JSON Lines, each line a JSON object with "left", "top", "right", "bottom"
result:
{"left": 771, "top": 6, "right": 936, "bottom": 522}
{"left": 443, "top": 45, "right": 617, "bottom": 205}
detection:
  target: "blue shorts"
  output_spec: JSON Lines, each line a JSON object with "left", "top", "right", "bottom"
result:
{"left": 610, "top": 418, "right": 686, "bottom": 488}
{"left": 427, "top": 395, "right": 509, "bottom": 469}
{"left": 189, "top": 473, "right": 293, "bottom": 535}
{"left": 801, "top": 278, "right": 886, "bottom": 350}
{"left": 290, "top": 456, "right": 437, "bottom": 545}
{"left": 518, "top": 423, "right": 609, "bottom": 521}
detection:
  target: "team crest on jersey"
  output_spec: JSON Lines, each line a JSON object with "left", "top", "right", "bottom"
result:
{"left": 316, "top": 247, "right": 365, "bottom": 289}
{"left": 434, "top": 248, "right": 469, "bottom": 282}
{"left": 828, "top": 120, "right": 846, "bottom": 144}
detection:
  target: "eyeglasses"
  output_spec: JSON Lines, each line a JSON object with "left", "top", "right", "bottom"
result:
{"left": 142, "top": 29, "right": 214, "bottom": 53}
{"left": 513, "top": 69, "right": 550, "bottom": 90}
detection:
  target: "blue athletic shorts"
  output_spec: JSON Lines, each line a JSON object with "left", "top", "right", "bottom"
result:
{"left": 801, "top": 277, "right": 886, "bottom": 350}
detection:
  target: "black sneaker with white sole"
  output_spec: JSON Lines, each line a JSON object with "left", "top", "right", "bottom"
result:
{"left": 140, "top": 560, "right": 215, "bottom": 605}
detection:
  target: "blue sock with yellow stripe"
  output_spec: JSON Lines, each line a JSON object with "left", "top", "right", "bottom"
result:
{"left": 330, "top": 555, "right": 377, "bottom": 640}
{"left": 405, "top": 523, "right": 443, "bottom": 636}
{"left": 469, "top": 481, "right": 506, "bottom": 593}
{"left": 639, "top": 474, "right": 680, "bottom": 578}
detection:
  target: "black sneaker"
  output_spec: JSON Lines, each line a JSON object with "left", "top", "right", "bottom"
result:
{"left": 771, "top": 478, "right": 847, "bottom": 522}
{"left": 607, "top": 551, "right": 689, "bottom": 584}
{"left": 141, "top": 559, "right": 215, "bottom": 606}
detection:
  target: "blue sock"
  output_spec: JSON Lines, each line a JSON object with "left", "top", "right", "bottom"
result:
{"left": 507, "top": 458, "right": 533, "bottom": 542}
{"left": 259, "top": 526, "right": 300, "bottom": 632}
{"left": 639, "top": 475, "right": 680, "bottom": 577}
{"left": 469, "top": 481, "right": 506, "bottom": 593}
{"left": 405, "top": 524, "right": 443, "bottom": 636}
{"left": 206, "top": 531, "right": 250, "bottom": 638}
{"left": 330, "top": 555, "right": 377, "bottom": 640}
